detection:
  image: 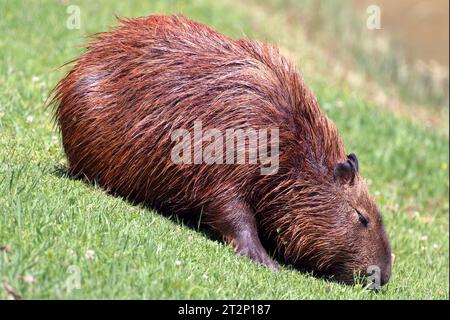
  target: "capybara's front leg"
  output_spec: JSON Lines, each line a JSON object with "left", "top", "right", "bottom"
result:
{"left": 208, "top": 199, "right": 279, "bottom": 271}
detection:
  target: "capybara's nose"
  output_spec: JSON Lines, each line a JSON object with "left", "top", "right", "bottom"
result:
{"left": 369, "top": 257, "right": 391, "bottom": 287}
{"left": 365, "top": 259, "right": 391, "bottom": 287}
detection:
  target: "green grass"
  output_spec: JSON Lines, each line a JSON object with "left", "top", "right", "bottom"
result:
{"left": 0, "top": 0, "right": 448, "bottom": 299}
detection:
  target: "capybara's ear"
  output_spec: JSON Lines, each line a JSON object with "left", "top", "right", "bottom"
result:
{"left": 333, "top": 158, "right": 357, "bottom": 185}
{"left": 347, "top": 153, "right": 359, "bottom": 172}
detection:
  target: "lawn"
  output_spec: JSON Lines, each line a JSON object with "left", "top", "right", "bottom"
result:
{"left": 0, "top": 0, "right": 448, "bottom": 299}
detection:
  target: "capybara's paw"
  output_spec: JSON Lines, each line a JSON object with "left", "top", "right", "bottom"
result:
{"left": 231, "top": 234, "right": 280, "bottom": 271}
{"left": 235, "top": 245, "right": 280, "bottom": 271}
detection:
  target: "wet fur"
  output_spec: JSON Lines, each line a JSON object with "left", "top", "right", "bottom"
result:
{"left": 51, "top": 15, "right": 391, "bottom": 284}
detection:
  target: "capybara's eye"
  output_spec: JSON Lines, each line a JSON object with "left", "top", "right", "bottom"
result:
{"left": 355, "top": 209, "right": 369, "bottom": 227}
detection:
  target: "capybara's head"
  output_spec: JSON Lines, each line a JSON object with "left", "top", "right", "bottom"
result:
{"left": 328, "top": 153, "right": 392, "bottom": 285}
{"left": 266, "top": 153, "right": 392, "bottom": 285}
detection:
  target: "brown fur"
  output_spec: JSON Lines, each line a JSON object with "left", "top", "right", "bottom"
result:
{"left": 51, "top": 15, "right": 391, "bottom": 284}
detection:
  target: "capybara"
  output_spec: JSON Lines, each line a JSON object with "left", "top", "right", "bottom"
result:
{"left": 51, "top": 15, "right": 392, "bottom": 285}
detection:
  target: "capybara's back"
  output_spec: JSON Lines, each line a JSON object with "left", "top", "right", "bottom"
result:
{"left": 52, "top": 15, "right": 392, "bottom": 284}
{"left": 54, "top": 15, "right": 292, "bottom": 205}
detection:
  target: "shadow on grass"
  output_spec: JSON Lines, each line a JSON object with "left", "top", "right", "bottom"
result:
{"left": 50, "top": 164, "right": 222, "bottom": 242}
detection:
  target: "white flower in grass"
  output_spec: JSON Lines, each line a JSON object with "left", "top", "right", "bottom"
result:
{"left": 335, "top": 100, "right": 344, "bottom": 108}
{"left": 0, "top": 244, "right": 12, "bottom": 253}
{"left": 31, "top": 76, "right": 40, "bottom": 83}
{"left": 85, "top": 249, "right": 95, "bottom": 260}
{"left": 23, "top": 274, "right": 36, "bottom": 284}
{"left": 175, "top": 260, "right": 181, "bottom": 266}
{"left": 202, "top": 274, "right": 209, "bottom": 280}
{"left": 26, "top": 115, "right": 34, "bottom": 123}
